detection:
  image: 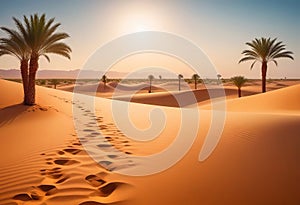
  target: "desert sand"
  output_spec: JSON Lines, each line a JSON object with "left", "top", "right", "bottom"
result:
{"left": 0, "top": 78, "right": 300, "bottom": 205}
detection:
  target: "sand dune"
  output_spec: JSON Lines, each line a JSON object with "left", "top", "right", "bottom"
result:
{"left": 202, "top": 84, "right": 300, "bottom": 113}
{"left": 0, "top": 79, "right": 300, "bottom": 204}
{"left": 59, "top": 82, "right": 115, "bottom": 93}
{"left": 113, "top": 87, "right": 257, "bottom": 107}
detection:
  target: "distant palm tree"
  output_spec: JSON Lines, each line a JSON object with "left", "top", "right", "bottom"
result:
{"left": 148, "top": 74, "right": 154, "bottom": 93}
{"left": 2, "top": 14, "right": 71, "bottom": 105}
{"left": 239, "top": 37, "right": 293, "bottom": 93}
{"left": 101, "top": 75, "right": 107, "bottom": 89}
{"left": 231, "top": 76, "right": 247, "bottom": 97}
{"left": 50, "top": 79, "right": 59, "bottom": 89}
{"left": 217, "top": 74, "right": 222, "bottom": 85}
{"left": 178, "top": 74, "right": 183, "bottom": 91}
{"left": 192, "top": 74, "right": 199, "bottom": 89}
{"left": 0, "top": 26, "right": 30, "bottom": 103}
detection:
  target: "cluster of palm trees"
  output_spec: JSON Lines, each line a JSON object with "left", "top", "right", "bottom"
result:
{"left": 0, "top": 14, "right": 71, "bottom": 105}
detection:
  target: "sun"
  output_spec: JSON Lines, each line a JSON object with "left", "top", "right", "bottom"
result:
{"left": 128, "top": 15, "right": 154, "bottom": 32}
{"left": 118, "top": 11, "right": 161, "bottom": 33}
{"left": 134, "top": 24, "right": 151, "bottom": 32}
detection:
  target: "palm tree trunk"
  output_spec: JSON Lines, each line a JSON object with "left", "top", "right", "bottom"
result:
{"left": 238, "top": 87, "right": 241, "bottom": 97}
{"left": 20, "top": 59, "right": 29, "bottom": 104}
{"left": 25, "top": 56, "right": 38, "bottom": 105}
{"left": 179, "top": 79, "right": 181, "bottom": 91}
{"left": 261, "top": 62, "right": 267, "bottom": 93}
{"left": 149, "top": 80, "right": 152, "bottom": 93}
{"left": 195, "top": 80, "right": 197, "bottom": 89}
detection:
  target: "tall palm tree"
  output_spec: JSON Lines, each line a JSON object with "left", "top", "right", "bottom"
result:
{"left": 148, "top": 74, "right": 154, "bottom": 93}
{"left": 10, "top": 14, "right": 71, "bottom": 105}
{"left": 239, "top": 37, "right": 293, "bottom": 93}
{"left": 192, "top": 74, "right": 199, "bottom": 89}
{"left": 0, "top": 28, "right": 30, "bottom": 103}
{"left": 178, "top": 74, "right": 183, "bottom": 91}
{"left": 231, "top": 76, "right": 247, "bottom": 98}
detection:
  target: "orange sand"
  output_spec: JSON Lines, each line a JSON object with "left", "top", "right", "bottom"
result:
{"left": 0, "top": 79, "right": 299, "bottom": 204}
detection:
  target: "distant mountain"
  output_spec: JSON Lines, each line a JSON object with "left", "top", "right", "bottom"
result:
{"left": 0, "top": 69, "right": 127, "bottom": 79}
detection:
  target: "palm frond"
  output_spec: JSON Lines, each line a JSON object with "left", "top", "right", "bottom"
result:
{"left": 238, "top": 56, "right": 256, "bottom": 63}
{"left": 41, "top": 33, "right": 70, "bottom": 50}
{"left": 42, "top": 54, "right": 50, "bottom": 62}
{"left": 250, "top": 60, "right": 257, "bottom": 70}
{"left": 271, "top": 60, "right": 278, "bottom": 66}
{"left": 272, "top": 51, "right": 294, "bottom": 60}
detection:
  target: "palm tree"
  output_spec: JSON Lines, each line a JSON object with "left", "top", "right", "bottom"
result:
{"left": 50, "top": 79, "right": 59, "bottom": 89}
{"left": 7, "top": 14, "right": 71, "bottom": 105}
{"left": 192, "top": 74, "right": 199, "bottom": 89}
{"left": 178, "top": 74, "right": 183, "bottom": 91}
{"left": 231, "top": 76, "right": 247, "bottom": 98}
{"left": 101, "top": 75, "right": 107, "bottom": 89}
{"left": 148, "top": 74, "right": 154, "bottom": 93}
{"left": 239, "top": 37, "right": 293, "bottom": 93}
{"left": 217, "top": 74, "right": 222, "bottom": 85}
{"left": 0, "top": 27, "right": 30, "bottom": 103}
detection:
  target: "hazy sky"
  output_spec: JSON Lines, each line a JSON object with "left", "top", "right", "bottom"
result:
{"left": 0, "top": 0, "right": 299, "bottom": 78}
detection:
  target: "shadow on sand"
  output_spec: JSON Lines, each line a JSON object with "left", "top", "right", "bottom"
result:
{"left": 0, "top": 103, "right": 31, "bottom": 126}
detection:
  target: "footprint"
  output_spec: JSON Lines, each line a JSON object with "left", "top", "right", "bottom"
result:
{"left": 38, "top": 185, "right": 56, "bottom": 192}
{"left": 54, "top": 158, "right": 79, "bottom": 165}
{"left": 98, "top": 182, "right": 120, "bottom": 197}
{"left": 63, "top": 148, "right": 82, "bottom": 155}
{"left": 83, "top": 129, "right": 94, "bottom": 132}
{"left": 97, "top": 144, "right": 113, "bottom": 148}
{"left": 30, "top": 191, "right": 41, "bottom": 200}
{"left": 56, "top": 176, "right": 69, "bottom": 184}
{"left": 99, "top": 161, "right": 113, "bottom": 167}
{"left": 57, "top": 150, "right": 65, "bottom": 155}
{"left": 13, "top": 193, "right": 32, "bottom": 201}
{"left": 40, "top": 167, "right": 65, "bottom": 181}
{"left": 107, "top": 154, "right": 118, "bottom": 159}
{"left": 85, "top": 174, "right": 106, "bottom": 187}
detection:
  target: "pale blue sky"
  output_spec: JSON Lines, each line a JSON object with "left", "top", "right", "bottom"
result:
{"left": 0, "top": 0, "right": 299, "bottom": 78}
